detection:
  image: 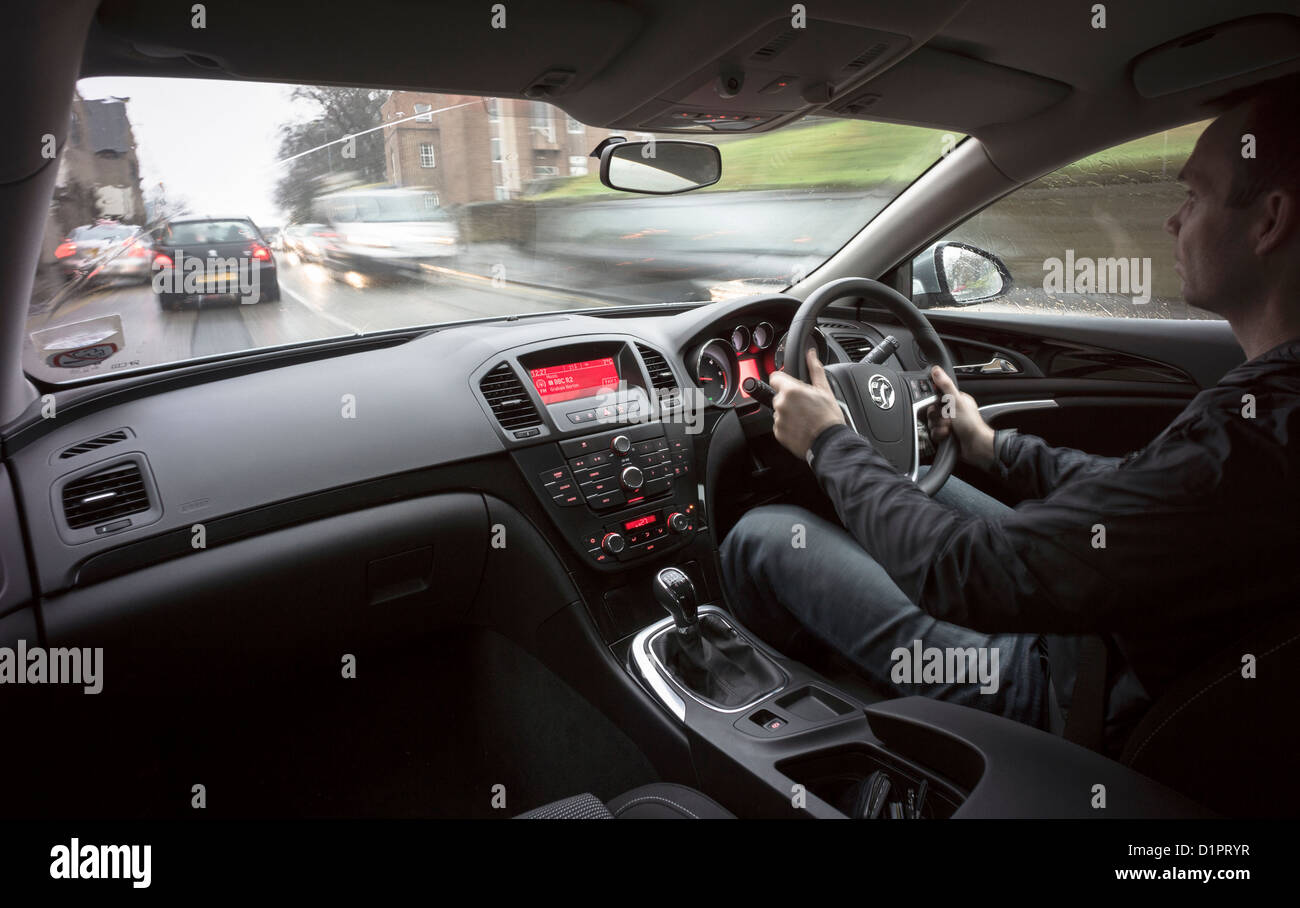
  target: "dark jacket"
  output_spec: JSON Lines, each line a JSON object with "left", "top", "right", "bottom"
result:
{"left": 808, "top": 339, "right": 1300, "bottom": 733}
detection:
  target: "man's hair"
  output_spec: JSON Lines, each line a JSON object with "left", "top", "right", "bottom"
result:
{"left": 1211, "top": 71, "right": 1300, "bottom": 208}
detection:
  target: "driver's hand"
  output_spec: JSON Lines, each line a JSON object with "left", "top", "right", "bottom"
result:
{"left": 770, "top": 348, "right": 845, "bottom": 461}
{"left": 926, "top": 366, "right": 996, "bottom": 469}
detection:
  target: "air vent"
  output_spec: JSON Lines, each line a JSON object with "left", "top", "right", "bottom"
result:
{"left": 637, "top": 344, "right": 680, "bottom": 403}
{"left": 751, "top": 28, "right": 797, "bottom": 60}
{"left": 58, "top": 428, "right": 131, "bottom": 460}
{"left": 479, "top": 362, "right": 542, "bottom": 431}
{"left": 61, "top": 461, "right": 150, "bottom": 529}
{"left": 833, "top": 333, "right": 874, "bottom": 362}
{"left": 842, "top": 42, "right": 889, "bottom": 74}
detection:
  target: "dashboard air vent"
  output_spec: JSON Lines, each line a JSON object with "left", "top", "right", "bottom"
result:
{"left": 61, "top": 461, "right": 151, "bottom": 529}
{"left": 479, "top": 362, "right": 542, "bottom": 431}
{"left": 58, "top": 429, "right": 131, "bottom": 460}
{"left": 637, "top": 344, "right": 679, "bottom": 403}
{"left": 833, "top": 333, "right": 874, "bottom": 362}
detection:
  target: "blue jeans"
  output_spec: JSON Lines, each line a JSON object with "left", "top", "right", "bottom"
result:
{"left": 719, "top": 475, "right": 1052, "bottom": 730}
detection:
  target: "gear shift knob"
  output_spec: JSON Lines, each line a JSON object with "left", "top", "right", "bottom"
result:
{"left": 654, "top": 567, "right": 699, "bottom": 632}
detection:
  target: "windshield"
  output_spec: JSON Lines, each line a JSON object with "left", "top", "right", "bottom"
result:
{"left": 25, "top": 77, "right": 956, "bottom": 384}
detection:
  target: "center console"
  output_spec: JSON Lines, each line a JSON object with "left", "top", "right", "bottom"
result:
{"left": 621, "top": 568, "right": 1212, "bottom": 819}
{"left": 475, "top": 336, "right": 705, "bottom": 572}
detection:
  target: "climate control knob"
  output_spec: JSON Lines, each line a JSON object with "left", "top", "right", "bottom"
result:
{"left": 611, "top": 434, "right": 632, "bottom": 455}
{"left": 620, "top": 465, "right": 644, "bottom": 491}
{"left": 601, "top": 532, "right": 626, "bottom": 554}
{"left": 667, "top": 512, "right": 690, "bottom": 533}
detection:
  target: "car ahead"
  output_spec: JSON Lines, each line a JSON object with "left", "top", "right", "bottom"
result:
{"left": 282, "top": 222, "right": 333, "bottom": 262}
{"left": 149, "top": 216, "right": 280, "bottom": 310}
{"left": 53, "top": 222, "right": 152, "bottom": 284}
{"left": 314, "top": 188, "right": 460, "bottom": 278}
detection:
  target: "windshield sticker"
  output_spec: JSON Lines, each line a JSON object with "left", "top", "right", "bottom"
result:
{"left": 30, "top": 314, "right": 125, "bottom": 369}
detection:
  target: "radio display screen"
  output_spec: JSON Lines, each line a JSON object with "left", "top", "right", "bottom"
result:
{"left": 624, "top": 514, "right": 658, "bottom": 531}
{"left": 529, "top": 357, "right": 619, "bottom": 404}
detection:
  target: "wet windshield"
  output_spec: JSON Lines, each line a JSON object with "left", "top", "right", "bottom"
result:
{"left": 25, "top": 77, "right": 956, "bottom": 384}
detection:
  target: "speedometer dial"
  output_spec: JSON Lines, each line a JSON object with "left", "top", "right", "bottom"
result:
{"left": 695, "top": 339, "right": 738, "bottom": 406}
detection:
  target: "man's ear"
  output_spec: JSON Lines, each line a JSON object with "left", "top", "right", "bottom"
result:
{"left": 1252, "top": 188, "right": 1297, "bottom": 257}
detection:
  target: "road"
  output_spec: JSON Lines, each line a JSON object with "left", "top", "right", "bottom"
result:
{"left": 24, "top": 254, "right": 610, "bottom": 382}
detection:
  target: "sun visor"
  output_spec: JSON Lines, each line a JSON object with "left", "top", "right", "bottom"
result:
{"left": 827, "top": 47, "right": 1069, "bottom": 133}
{"left": 1131, "top": 14, "right": 1300, "bottom": 99}
{"left": 89, "top": 0, "right": 642, "bottom": 101}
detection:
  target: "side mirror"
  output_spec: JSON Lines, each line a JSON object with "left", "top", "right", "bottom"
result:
{"left": 595, "top": 139, "right": 721, "bottom": 195}
{"left": 911, "top": 241, "right": 1011, "bottom": 308}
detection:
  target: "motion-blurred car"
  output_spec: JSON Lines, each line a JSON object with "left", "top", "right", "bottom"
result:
{"left": 149, "top": 216, "right": 280, "bottom": 310}
{"left": 282, "top": 222, "right": 334, "bottom": 262}
{"left": 314, "top": 188, "right": 460, "bottom": 278}
{"left": 261, "top": 225, "right": 283, "bottom": 251}
{"left": 53, "top": 221, "right": 152, "bottom": 284}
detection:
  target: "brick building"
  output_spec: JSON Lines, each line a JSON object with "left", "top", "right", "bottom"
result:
{"left": 381, "top": 92, "right": 611, "bottom": 203}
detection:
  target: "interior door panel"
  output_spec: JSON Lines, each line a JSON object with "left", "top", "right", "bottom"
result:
{"left": 925, "top": 310, "right": 1242, "bottom": 454}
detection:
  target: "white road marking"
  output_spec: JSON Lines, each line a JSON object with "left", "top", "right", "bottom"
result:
{"left": 280, "top": 284, "right": 364, "bottom": 336}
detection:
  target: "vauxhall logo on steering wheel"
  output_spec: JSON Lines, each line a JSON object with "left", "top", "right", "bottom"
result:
{"left": 868, "top": 374, "right": 896, "bottom": 410}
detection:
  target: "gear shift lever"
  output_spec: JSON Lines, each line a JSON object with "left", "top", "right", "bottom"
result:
{"left": 654, "top": 567, "right": 699, "bottom": 633}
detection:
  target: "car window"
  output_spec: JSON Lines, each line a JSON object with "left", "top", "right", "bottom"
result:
{"left": 164, "top": 221, "right": 259, "bottom": 244}
{"left": 913, "top": 120, "right": 1217, "bottom": 319}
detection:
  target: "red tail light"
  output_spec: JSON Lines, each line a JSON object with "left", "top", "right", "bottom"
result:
{"left": 153, "top": 253, "right": 174, "bottom": 268}
{"left": 55, "top": 241, "right": 77, "bottom": 259}
{"left": 127, "top": 240, "right": 148, "bottom": 258}
{"left": 250, "top": 244, "right": 272, "bottom": 261}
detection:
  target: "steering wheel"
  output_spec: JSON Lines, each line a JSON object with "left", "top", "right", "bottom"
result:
{"left": 786, "top": 277, "right": 959, "bottom": 496}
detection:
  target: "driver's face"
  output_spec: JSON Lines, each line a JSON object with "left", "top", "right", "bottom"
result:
{"left": 1164, "top": 106, "right": 1260, "bottom": 316}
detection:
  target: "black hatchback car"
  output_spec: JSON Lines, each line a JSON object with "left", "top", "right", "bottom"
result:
{"left": 149, "top": 216, "right": 280, "bottom": 310}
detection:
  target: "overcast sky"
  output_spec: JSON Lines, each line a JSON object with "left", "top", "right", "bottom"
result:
{"left": 81, "top": 76, "right": 316, "bottom": 227}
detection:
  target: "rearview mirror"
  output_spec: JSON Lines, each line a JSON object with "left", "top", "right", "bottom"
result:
{"left": 911, "top": 241, "right": 1011, "bottom": 308}
{"left": 596, "top": 139, "right": 721, "bottom": 195}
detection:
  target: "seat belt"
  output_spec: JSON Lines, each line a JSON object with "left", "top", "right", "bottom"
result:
{"left": 1057, "top": 634, "right": 1109, "bottom": 752}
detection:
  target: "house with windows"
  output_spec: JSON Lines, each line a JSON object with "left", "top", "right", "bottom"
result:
{"left": 380, "top": 91, "right": 610, "bottom": 204}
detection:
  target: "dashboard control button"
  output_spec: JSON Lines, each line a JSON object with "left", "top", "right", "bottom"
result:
{"left": 553, "top": 492, "right": 582, "bottom": 507}
{"left": 643, "top": 476, "right": 671, "bottom": 497}
{"left": 513, "top": 428, "right": 540, "bottom": 439}
{"left": 575, "top": 464, "right": 616, "bottom": 483}
{"left": 643, "top": 463, "right": 672, "bottom": 481}
{"left": 620, "top": 465, "right": 644, "bottom": 491}
{"left": 580, "top": 478, "right": 618, "bottom": 496}
{"left": 568, "top": 409, "right": 597, "bottom": 424}
{"left": 544, "top": 478, "right": 577, "bottom": 496}
{"left": 582, "top": 533, "right": 601, "bottom": 548}
{"left": 539, "top": 467, "right": 571, "bottom": 483}
{"left": 631, "top": 438, "right": 667, "bottom": 456}
{"left": 611, "top": 434, "right": 632, "bottom": 455}
{"left": 588, "top": 547, "right": 612, "bottom": 564}
{"left": 601, "top": 532, "right": 626, "bottom": 554}
{"left": 590, "top": 491, "right": 626, "bottom": 510}
{"left": 667, "top": 512, "right": 690, "bottom": 533}
{"left": 569, "top": 450, "right": 611, "bottom": 470}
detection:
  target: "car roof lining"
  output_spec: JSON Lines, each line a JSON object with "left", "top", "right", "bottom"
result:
{"left": 77, "top": 0, "right": 1300, "bottom": 186}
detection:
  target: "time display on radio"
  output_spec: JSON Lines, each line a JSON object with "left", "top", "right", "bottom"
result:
{"left": 529, "top": 357, "right": 619, "bottom": 404}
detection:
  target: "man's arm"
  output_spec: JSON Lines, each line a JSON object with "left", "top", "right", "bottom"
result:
{"left": 807, "top": 422, "right": 1223, "bottom": 635}
{"left": 926, "top": 367, "right": 1128, "bottom": 500}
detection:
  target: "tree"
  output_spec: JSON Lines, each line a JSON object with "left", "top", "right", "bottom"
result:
{"left": 274, "top": 86, "right": 389, "bottom": 223}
